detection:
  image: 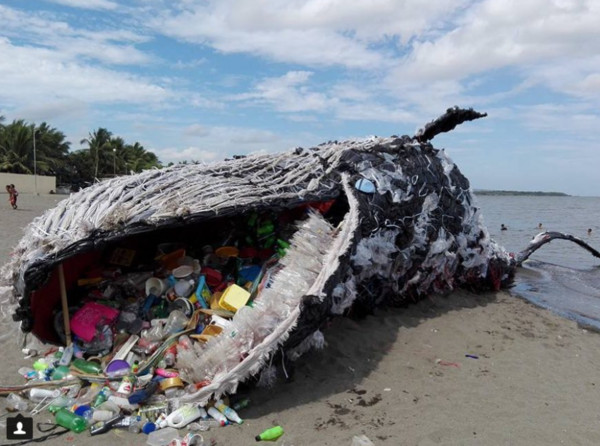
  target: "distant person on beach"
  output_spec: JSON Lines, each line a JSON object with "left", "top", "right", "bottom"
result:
{"left": 588, "top": 228, "right": 592, "bottom": 236}
{"left": 501, "top": 224, "right": 507, "bottom": 231}
{"left": 6, "top": 184, "right": 18, "bottom": 209}
{"left": 538, "top": 223, "right": 543, "bottom": 230}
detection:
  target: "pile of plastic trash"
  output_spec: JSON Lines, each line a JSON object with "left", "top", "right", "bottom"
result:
{"left": 3, "top": 208, "right": 315, "bottom": 443}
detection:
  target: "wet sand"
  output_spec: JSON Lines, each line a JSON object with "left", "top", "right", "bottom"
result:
{"left": 2, "top": 194, "right": 600, "bottom": 445}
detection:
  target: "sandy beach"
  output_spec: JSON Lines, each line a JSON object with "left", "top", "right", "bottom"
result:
{"left": 1, "top": 194, "right": 600, "bottom": 445}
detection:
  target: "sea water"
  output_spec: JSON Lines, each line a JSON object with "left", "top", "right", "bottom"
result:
{"left": 475, "top": 195, "right": 600, "bottom": 329}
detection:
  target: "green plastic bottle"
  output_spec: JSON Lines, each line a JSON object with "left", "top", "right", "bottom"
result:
{"left": 55, "top": 408, "right": 88, "bottom": 433}
{"left": 92, "top": 386, "right": 111, "bottom": 407}
{"left": 71, "top": 358, "right": 102, "bottom": 374}
{"left": 255, "top": 425, "right": 284, "bottom": 441}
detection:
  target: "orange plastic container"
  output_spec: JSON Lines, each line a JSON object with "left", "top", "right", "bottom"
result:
{"left": 159, "top": 248, "right": 186, "bottom": 270}
{"left": 215, "top": 246, "right": 239, "bottom": 259}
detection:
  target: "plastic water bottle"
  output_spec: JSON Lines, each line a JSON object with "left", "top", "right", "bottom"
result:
{"left": 28, "top": 388, "right": 61, "bottom": 403}
{"left": 255, "top": 426, "right": 284, "bottom": 442}
{"left": 54, "top": 408, "right": 88, "bottom": 433}
{"left": 232, "top": 398, "right": 250, "bottom": 411}
{"left": 206, "top": 407, "right": 228, "bottom": 426}
{"left": 92, "top": 386, "right": 111, "bottom": 407}
{"left": 125, "top": 416, "right": 143, "bottom": 433}
{"left": 58, "top": 344, "right": 74, "bottom": 366}
{"left": 214, "top": 399, "right": 243, "bottom": 424}
{"left": 47, "top": 396, "right": 76, "bottom": 413}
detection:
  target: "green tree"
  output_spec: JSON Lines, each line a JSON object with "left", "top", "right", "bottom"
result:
{"left": 34, "top": 122, "right": 70, "bottom": 177}
{"left": 0, "top": 119, "right": 36, "bottom": 174}
{"left": 80, "top": 128, "right": 113, "bottom": 179}
{"left": 121, "top": 141, "right": 161, "bottom": 173}
{"left": 0, "top": 119, "right": 70, "bottom": 177}
{"left": 63, "top": 149, "right": 94, "bottom": 187}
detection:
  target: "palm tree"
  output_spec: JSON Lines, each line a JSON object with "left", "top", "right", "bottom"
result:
{"left": 0, "top": 119, "right": 35, "bottom": 173}
{"left": 34, "top": 122, "right": 70, "bottom": 176}
{"left": 122, "top": 141, "right": 161, "bottom": 173}
{"left": 80, "top": 128, "right": 113, "bottom": 179}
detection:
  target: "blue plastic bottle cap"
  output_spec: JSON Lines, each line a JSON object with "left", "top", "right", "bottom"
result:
{"left": 142, "top": 422, "right": 156, "bottom": 434}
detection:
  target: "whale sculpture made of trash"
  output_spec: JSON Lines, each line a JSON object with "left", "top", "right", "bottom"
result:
{"left": 1, "top": 107, "right": 598, "bottom": 404}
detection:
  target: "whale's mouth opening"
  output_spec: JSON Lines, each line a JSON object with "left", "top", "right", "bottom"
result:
{"left": 23, "top": 180, "right": 359, "bottom": 400}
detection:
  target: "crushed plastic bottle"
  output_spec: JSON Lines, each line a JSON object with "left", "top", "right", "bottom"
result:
{"left": 17, "top": 367, "right": 37, "bottom": 380}
{"left": 188, "top": 419, "right": 221, "bottom": 432}
{"left": 146, "top": 427, "right": 179, "bottom": 446}
{"left": 92, "top": 409, "right": 115, "bottom": 422}
{"left": 351, "top": 434, "right": 375, "bottom": 446}
{"left": 5, "top": 393, "right": 29, "bottom": 412}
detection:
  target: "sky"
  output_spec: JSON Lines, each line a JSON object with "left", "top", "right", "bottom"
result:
{"left": 1, "top": 0, "right": 599, "bottom": 196}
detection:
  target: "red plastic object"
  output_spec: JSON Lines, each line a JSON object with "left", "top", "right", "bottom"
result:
{"left": 238, "top": 247, "right": 258, "bottom": 259}
{"left": 202, "top": 268, "right": 223, "bottom": 287}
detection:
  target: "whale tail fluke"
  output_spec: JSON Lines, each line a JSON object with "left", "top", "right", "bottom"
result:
{"left": 516, "top": 231, "right": 600, "bottom": 266}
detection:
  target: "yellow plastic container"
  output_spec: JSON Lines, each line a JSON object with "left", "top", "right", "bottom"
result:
{"left": 210, "top": 292, "right": 223, "bottom": 310}
{"left": 218, "top": 284, "right": 251, "bottom": 313}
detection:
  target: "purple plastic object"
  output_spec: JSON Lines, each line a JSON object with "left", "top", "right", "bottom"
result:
{"left": 105, "top": 359, "right": 130, "bottom": 377}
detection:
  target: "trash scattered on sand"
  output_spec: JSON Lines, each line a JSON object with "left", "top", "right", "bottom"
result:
{"left": 1, "top": 208, "right": 321, "bottom": 440}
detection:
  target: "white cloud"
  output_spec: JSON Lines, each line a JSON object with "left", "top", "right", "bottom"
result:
{"left": 156, "top": 147, "right": 222, "bottom": 163}
{"left": 232, "top": 71, "right": 332, "bottom": 113}
{"left": 148, "top": 0, "right": 466, "bottom": 69}
{"left": 184, "top": 124, "right": 210, "bottom": 137}
{"left": 231, "top": 71, "right": 417, "bottom": 124}
{"left": 0, "top": 5, "right": 153, "bottom": 66}
{"left": 43, "top": 0, "right": 119, "bottom": 11}
{"left": 387, "top": 0, "right": 600, "bottom": 99}
{"left": 0, "top": 38, "right": 170, "bottom": 107}
{"left": 514, "top": 103, "right": 600, "bottom": 136}
{"left": 230, "top": 129, "right": 279, "bottom": 144}
{"left": 12, "top": 99, "right": 89, "bottom": 123}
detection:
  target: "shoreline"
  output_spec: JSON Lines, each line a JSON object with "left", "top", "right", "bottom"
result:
{"left": 1, "top": 195, "right": 600, "bottom": 445}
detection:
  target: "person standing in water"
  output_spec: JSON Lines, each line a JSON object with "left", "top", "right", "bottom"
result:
{"left": 501, "top": 224, "right": 507, "bottom": 231}
{"left": 538, "top": 223, "right": 543, "bottom": 230}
